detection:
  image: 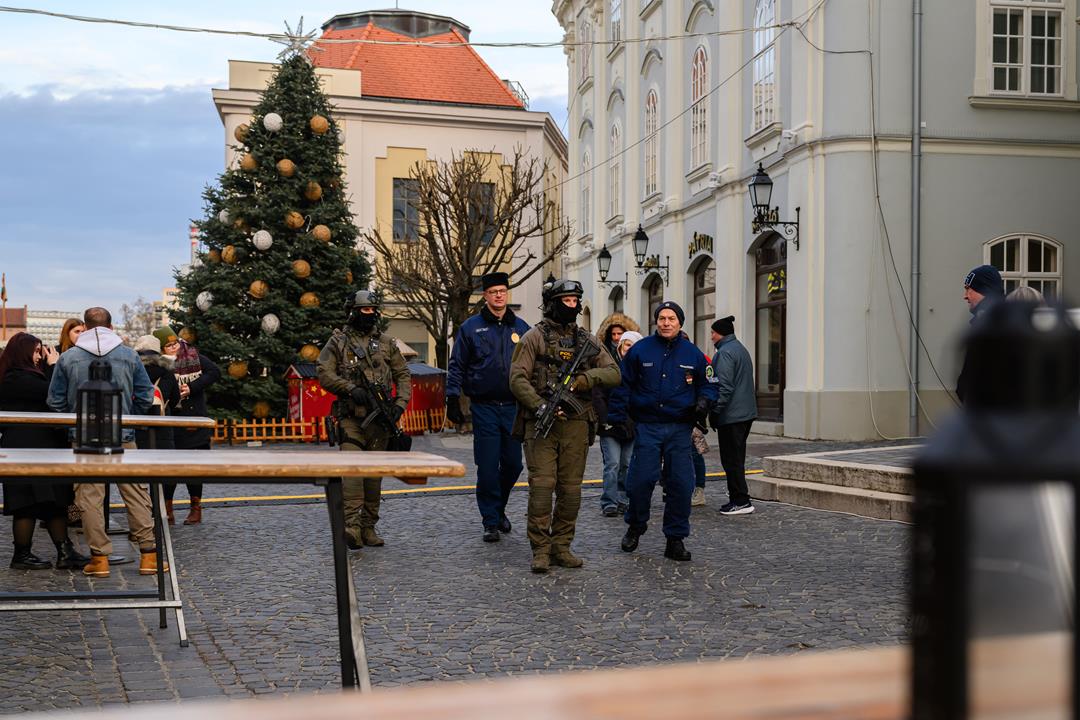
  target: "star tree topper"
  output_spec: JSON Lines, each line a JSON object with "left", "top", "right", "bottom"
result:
{"left": 271, "top": 17, "right": 321, "bottom": 61}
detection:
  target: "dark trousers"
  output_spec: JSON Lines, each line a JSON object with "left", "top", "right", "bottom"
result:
{"left": 716, "top": 420, "right": 753, "bottom": 505}
{"left": 471, "top": 402, "right": 523, "bottom": 529}
{"left": 625, "top": 422, "right": 694, "bottom": 539}
{"left": 164, "top": 441, "right": 210, "bottom": 500}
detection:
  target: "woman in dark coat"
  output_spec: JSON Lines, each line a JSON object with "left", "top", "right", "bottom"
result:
{"left": 132, "top": 335, "right": 182, "bottom": 523}
{"left": 0, "top": 332, "right": 89, "bottom": 570}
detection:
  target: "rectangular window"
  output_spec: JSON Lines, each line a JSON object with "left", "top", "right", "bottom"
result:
{"left": 644, "top": 91, "right": 659, "bottom": 196}
{"left": 991, "top": 1, "right": 1063, "bottom": 95}
{"left": 753, "top": 0, "right": 777, "bottom": 131}
{"left": 580, "top": 21, "right": 593, "bottom": 84}
{"left": 392, "top": 178, "right": 419, "bottom": 242}
{"left": 610, "top": 0, "right": 622, "bottom": 44}
{"left": 468, "top": 182, "right": 497, "bottom": 245}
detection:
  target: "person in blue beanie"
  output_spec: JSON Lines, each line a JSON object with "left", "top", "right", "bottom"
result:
{"left": 956, "top": 264, "right": 1004, "bottom": 403}
{"left": 619, "top": 301, "right": 717, "bottom": 561}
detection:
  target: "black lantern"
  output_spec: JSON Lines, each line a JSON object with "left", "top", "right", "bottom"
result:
{"left": 912, "top": 301, "right": 1080, "bottom": 718}
{"left": 747, "top": 163, "right": 800, "bottom": 250}
{"left": 631, "top": 225, "right": 649, "bottom": 266}
{"left": 74, "top": 359, "right": 124, "bottom": 454}
{"left": 748, "top": 163, "right": 773, "bottom": 217}
{"left": 629, "top": 225, "right": 669, "bottom": 284}
{"left": 596, "top": 245, "right": 627, "bottom": 288}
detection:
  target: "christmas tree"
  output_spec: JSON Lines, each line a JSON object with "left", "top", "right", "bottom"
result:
{"left": 173, "top": 52, "right": 369, "bottom": 419}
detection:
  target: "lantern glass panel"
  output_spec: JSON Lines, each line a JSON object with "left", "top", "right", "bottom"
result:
{"left": 967, "top": 482, "right": 1072, "bottom": 717}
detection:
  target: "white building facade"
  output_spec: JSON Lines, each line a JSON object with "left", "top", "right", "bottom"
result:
{"left": 554, "top": 0, "right": 1080, "bottom": 439}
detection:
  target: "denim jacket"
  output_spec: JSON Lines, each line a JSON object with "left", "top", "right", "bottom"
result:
{"left": 48, "top": 327, "right": 155, "bottom": 442}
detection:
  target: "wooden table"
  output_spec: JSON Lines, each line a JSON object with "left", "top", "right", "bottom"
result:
{"left": 0, "top": 444, "right": 465, "bottom": 691}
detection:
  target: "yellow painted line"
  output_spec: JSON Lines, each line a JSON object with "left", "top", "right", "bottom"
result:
{"left": 3, "top": 470, "right": 765, "bottom": 510}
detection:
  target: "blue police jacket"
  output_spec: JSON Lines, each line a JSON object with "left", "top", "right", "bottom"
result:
{"left": 447, "top": 306, "right": 530, "bottom": 404}
{"left": 621, "top": 332, "right": 717, "bottom": 424}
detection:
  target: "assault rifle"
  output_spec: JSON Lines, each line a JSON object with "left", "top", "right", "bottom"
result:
{"left": 347, "top": 339, "right": 413, "bottom": 452}
{"left": 533, "top": 336, "right": 601, "bottom": 439}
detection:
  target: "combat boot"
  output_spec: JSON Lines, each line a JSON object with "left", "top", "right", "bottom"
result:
{"left": 345, "top": 528, "right": 363, "bottom": 551}
{"left": 621, "top": 525, "right": 644, "bottom": 553}
{"left": 360, "top": 527, "right": 385, "bottom": 547}
{"left": 550, "top": 548, "right": 584, "bottom": 568}
{"left": 530, "top": 549, "right": 551, "bottom": 574}
{"left": 664, "top": 537, "right": 692, "bottom": 562}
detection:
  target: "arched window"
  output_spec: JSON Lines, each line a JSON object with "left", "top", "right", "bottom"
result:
{"left": 985, "top": 234, "right": 1063, "bottom": 298}
{"left": 690, "top": 46, "right": 708, "bottom": 168}
{"left": 580, "top": 21, "right": 593, "bottom": 84}
{"left": 692, "top": 258, "right": 716, "bottom": 353}
{"left": 644, "top": 90, "right": 659, "bottom": 196}
{"left": 609, "top": 123, "right": 622, "bottom": 219}
{"left": 609, "top": 285, "right": 625, "bottom": 314}
{"left": 645, "top": 274, "right": 664, "bottom": 335}
{"left": 753, "top": 0, "right": 777, "bottom": 131}
{"left": 581, "top": 152, "right": 592, "bottom": 237}
{"left": 610, "top": 0, "right": 622, "bottom": 43}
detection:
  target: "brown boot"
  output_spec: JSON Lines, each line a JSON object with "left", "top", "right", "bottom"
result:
{"left": 530, "top": 549, "right": 550, "bottom": 574}
{"left": 551, "top": 548, "right": 584, "bottom": 568}
{"left": 139, "top": 551, "right": 170, "bottom": 576}
{"left": 360, "top": 527, "right": 384, "bottom": 547}
{"left": 165, "top": 500, "right": 175, "bottom": 525}
{"left": 83, "top": 554, "right": 110, "bottom": 577}
{"left": 183, "top": 497, "right": 202, "bottom": 525}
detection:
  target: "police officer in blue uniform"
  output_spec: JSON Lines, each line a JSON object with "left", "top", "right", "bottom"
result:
{"left": 446, "top": 272, "right": 531, "bottom": 542}
{"left": 619, "top": 301, "right": 717, "bottom": 561}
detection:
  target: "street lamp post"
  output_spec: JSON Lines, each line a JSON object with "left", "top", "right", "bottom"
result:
{"left": 596, "top": 245, "right": 627, "bottom": 288}
{"left": 748, "top": 163, "right": 800, "bottom": 250}
{"left": 629, "top": 225, "right": 669, "bottom": 285}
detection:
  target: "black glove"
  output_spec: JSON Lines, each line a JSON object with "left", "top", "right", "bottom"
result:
{"left": 694, "top": 397, "right": 712, "bottom": 424}
{"left": 389, "top": 404, "right": 405, "bottom": 424}
{"left": 445, "top": 396, "right": 464, "bottom": 425}
{"left": 350, "top": 386, "right": 370, "bottom": 406}
{"left": 708, "top": 410, "right": 721, "bottom": 431}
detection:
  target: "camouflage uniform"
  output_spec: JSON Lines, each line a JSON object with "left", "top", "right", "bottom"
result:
{"left": 317, "top": 325, "right": 411, "bottom": 547}
{"left": 510, "top": 310, "right": 620, "bottom": 572}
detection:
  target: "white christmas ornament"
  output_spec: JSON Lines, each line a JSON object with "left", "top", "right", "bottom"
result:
{"left": 252, "top": 230, "right": 274, "bottom": 251}
{"left": 260, "top": 313, "right": 280, "bottom": 335}
{"left": 217, "top": 209, "right": 231, "bottom": 225}
{"left": 263, "top": 113, "right": 283, "bottom": 132}
{"left": 196, "top": 291, "right": 214, "bottom": 312}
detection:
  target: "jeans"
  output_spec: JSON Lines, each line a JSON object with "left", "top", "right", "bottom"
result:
{"left": 471, "top": 402, "right": 523, "bottom": 529}
{"left": 598, "top": 435, "right": 633, "bottom": 511}
{"left": 625, "top": 422, "right": 694, "bottom": 539}
{"left": 716, "top": 419, "right": 753, "bottom": 505}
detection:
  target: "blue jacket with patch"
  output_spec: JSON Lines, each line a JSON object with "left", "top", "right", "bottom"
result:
{"left": 447, "top": 306, "right": 530, "bottom": 404}
{"left": 621, "top": 333, "right": 717, "bottom": 424}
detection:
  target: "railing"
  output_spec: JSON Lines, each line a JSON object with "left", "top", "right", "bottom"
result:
{"left": 212, "top": 409, "right": 446, "bottom": 445}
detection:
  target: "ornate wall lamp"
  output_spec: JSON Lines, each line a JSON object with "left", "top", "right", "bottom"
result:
{"left": 748, "top": 163, "right": 800, "bottom": 251}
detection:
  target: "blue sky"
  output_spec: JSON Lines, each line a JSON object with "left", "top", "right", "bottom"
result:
{"left": 0, "top": 1, "right": 568, "bottom": 314}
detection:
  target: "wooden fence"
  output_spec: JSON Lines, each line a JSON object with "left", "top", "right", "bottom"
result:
{"left": 212, "top": 409, "right": 444, "bottom": 445}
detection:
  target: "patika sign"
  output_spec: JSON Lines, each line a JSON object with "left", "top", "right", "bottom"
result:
{"left": 687, "top": 231, "right": 713, "bottom": 259}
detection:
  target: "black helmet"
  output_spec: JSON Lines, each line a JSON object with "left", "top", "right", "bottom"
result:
{"left": 542, "top": 279, "right": 583, "bottom": 303}
{"left": 345, "top": 289, "right": 382, "bottom": 312}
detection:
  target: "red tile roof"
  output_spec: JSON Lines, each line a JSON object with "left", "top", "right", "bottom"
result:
{"left": 310, "top": 23, "right": 524, "bottom": 109}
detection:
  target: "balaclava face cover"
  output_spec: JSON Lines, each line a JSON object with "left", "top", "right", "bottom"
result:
{"left": 349, "top": 311, "right": 379, "bottom": 333}
{"left": 551, "top": 300, "right": 581, "bottom": 326}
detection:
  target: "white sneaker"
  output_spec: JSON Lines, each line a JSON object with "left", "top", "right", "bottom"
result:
{"left": 691, "top": 487, "right": 706, "bottom": 507}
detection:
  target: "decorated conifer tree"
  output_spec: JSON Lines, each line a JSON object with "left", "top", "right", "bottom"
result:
{"left": 173, "top": 51, "right": 368, "bottom": 419}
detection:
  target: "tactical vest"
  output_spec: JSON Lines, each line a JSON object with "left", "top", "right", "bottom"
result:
{"left": 337, "top": 329, "right": 396, "bottom": 415}
{"left": 531, "top": 320, "right": 590, "bottom": 400}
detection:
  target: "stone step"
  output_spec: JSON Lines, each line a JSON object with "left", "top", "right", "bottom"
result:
{"left": 748, "top": 474, "right": 912, "bottom": 522}
{"left": 762, "top": 448, "right": 917, "bottom": 496}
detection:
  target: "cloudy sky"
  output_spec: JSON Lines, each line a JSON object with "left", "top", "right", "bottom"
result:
{"left": 0, "top": 1, "right": 568, "bottom": 315}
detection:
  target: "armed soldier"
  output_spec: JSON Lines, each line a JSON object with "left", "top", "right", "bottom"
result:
{"left": 509, "top": 279, "right": 620, "bottom": 573}
{"left": 317, "top": 290, "right": 412, "bottom": 550}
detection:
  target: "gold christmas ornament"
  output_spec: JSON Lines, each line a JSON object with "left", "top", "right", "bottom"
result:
{"left": 309, "top": 115, "right": 329, "bottom": 134}
{"left": 210, "top": 322, "right": 225, "bottom": 333}
{"left": 276, "top": 158, "right": 296, "bottom": 178}
{"left": 303, "top": 181, "right": 323, "bottom": 201}
{"left": 222, "top": 245, "right": 238, "bottom": 264}
{"left": 178, "top": 327, "right": 196, "bottom": 344}
{"left": 299, "top": 292, "right": 320, "bottom": 308}
{"left": 252, "top": 400, "right": 271, "bottom": 418}
{"left": 299, "top": 344, "right": 320, "bottom": 362}
{"left": 312, "top": 224, "right": 331, "bottom": 242}
{"left": 234, "top": 123, "right": 249, "bottom": 143}
{"left": 291, "top": 259, "right": 311, "bottom": 279}
{"left": 227, "top": 361, "right": 249, "bottom": 379}
{"left": 207, "top": 249, "right": 222, "bottom": 263}
{"left": 239, "top": 153, "right": 257, "bottom": 172}
{"left": 285, "top": 211, "right": 305, "bottom": 230}
{"left": 233, "top": 217, "right": 248, "bottom": 232}
{"left": 248, "top": 280, "right": 269, "bottom": 299}
{"left": 345, "top": 270, "right": 354, "bottom": 284}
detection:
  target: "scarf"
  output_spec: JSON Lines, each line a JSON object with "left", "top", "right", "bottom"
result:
{"left": 174, "top": 340, "right": 203, "bottom": 385}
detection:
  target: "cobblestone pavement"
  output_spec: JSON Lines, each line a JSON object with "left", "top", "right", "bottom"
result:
{"left": 0, "top": 434, "right": 912, "bottom": 714}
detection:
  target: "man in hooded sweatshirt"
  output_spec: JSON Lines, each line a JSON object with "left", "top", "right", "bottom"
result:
{"left": 47, "top": 307, "right": 159, "bottom": 578}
